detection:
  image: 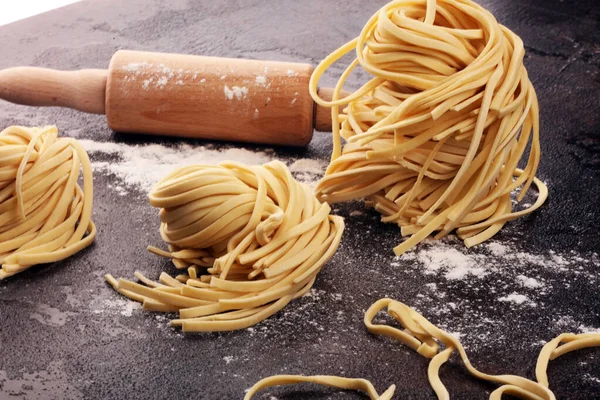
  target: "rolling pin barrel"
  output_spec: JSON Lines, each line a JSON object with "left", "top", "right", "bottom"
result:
{"left": 106, "top": 50, "right": 315, "bottom": 146}
{"left": 0, "top": 50, "right": 340, "bottom": 146}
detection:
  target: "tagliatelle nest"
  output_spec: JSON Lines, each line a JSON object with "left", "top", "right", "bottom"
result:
{"left": 309, "top": 0, "right": 548, "bottom": 255}
{"left": 0, "top": 125, "right": 95, "bottom": 279}
{"left": 106, "top": 160, "right": 344, "bottom": 332}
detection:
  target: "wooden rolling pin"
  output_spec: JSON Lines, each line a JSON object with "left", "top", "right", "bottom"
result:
{"left": 0, "top": 50, "right": 343, "bottom": 146}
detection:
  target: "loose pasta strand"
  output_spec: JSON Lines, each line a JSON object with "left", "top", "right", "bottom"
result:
{"left": 247, "top": 299, "right": 600, "bottom": 400}
{"left": 364, "top": 298, "right": 600, "bottom": 400}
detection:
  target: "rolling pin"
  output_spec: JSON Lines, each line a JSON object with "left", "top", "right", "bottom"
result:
{"left": 0, "top": 50, "right": 343, "bottom": 146}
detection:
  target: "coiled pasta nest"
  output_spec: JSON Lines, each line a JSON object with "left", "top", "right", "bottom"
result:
{"left": 0, "top": 125, "right": 95, "bottom": 279}
{"left": 107, "top": 161, "right": 344, "bottom": 332}
{"left": 310, "top": 0, "right": 548, "bottom": 255}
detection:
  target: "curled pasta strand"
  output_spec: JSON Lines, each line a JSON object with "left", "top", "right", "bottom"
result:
{"left": 0, "top": 125, "right": 95, "bottom": 279}
{"left": 245, "top": 299, "right": 599, "bottom": 399}
{"left": 244, "top": 375, "right": 396, "bottom": 400}
{"left": 106, "top": 161, "right": 344, "bottom": 332}
{"left": 310, "top": 0, "right": 548, "bottom": 255}
{"left": 364, "top": 298, "right": 600, "bottom": 400}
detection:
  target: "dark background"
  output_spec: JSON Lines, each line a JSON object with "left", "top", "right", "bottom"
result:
{"left": 0, "top": 0, "right": 598, "bottom": 399}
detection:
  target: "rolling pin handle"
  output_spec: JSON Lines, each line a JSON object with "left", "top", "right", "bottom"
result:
{"left": 0, "top": 67, "right": 107, "bottom": 114}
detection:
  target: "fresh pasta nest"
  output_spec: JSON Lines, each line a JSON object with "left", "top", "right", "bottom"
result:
{"left": 310, "top": 0, "right": 548, "bottom": 255}
{"left": 0, "top": 125, "right": 95, "bottom": 279}
{"left": 106, "top": 160, "right": 344, "bottom": 332}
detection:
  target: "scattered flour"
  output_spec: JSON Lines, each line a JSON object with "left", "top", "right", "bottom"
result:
{"left": 122, "top": 61, "right": 151, "bottom": 72}
{"left": 81, "top": 140, "right": 326, "bottom": 194}
{"left": 107, "top": 183, "right": 128, "bottom": 196}
{"left": 579, "top": 325, "right": 600, "bottom": 334}
{"left": 90, "top": 295, "right": 141, "bottom": 317}
{"left": 516, "top": 275, "right": 544, "bottom": 289}
{"left": 156, "top": 76, "right": 168, "bottom": 88}
{"left": 585, "top": 374, "right": 600, "bottom": 384}
{"left": 302, "top": 288, "right": 326, "bottom": 301}
{"left": 555, "top": 315, "right": 577, "bottom": 328}
{"left": 412, "top": 242, "right": 488, "bottom": 280}
{"left": 498, "top": 293, "right": 532, "bottom": 306}
{"left": 289, "top": 158, "right": 325, "bottom": 175}
{"left": 391, "top": 236, "right": 598, "bottom": 350}
{"left": 485, "top": 241, "right": 509, "bottom": 256}
{"left": 121, "top": 302, "right": 137, "bottom": 317}
{"left": 255, "top": 75, "right": 267, "bottom": 85}
{"left": 349, "top": 210, "right": 364, "bottom": 217}
{"left": 288, "top": 158, "right": 327, "bottom": 190}
{"left": 224, "top": 85, "right": 248, "bottom": 100}
{"left": 81, "top": 140, "right": 271, "bottom": 193}
{"left": 223, "top": 356, "right": 235, "bottom": 364}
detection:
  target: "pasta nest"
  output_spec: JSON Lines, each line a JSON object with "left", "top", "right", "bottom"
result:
{"left": 309, "top": 0, "right": 548, "bottom": 255}
{"left": 0, "top": 126, "right": 95, "bottom": 279}
{"left": 106, "top": 160, "right": 344, "bottom": 332}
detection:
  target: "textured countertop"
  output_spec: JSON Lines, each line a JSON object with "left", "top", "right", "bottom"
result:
{"left": 0, "top": 0, "right": 599, "bottom": 399}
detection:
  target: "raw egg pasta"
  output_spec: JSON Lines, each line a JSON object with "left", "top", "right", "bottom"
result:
{"left": 106, "top": 160, "right": 344, "bottom": 332}
{"left": 247, "top": 299, "right": 600, "bottom": 399}
{"left": 309, "top": 0, "right": 548, "bottom": 255}
{"left": 0, "top": 125, "right": 95, "bottom": 279}
{"left": 244, "top": 375, "right": 395, "bottom": 400}
{"left": 364, "top": 299, "right": 600, "bottom": 400}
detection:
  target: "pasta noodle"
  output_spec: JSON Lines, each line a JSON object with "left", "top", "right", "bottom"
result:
{"left": 309, "top": 0, "right": 548, "bottom": 255}
{"left": 247, "top": 299, "right": 600, "bottom": 399}
{"left": 0, "top": 125, "right": 95, "bottom": 279}
{"left": 244, "top": 375, "right": 395, "bottom": 400}
{"left": 105, "top": 160, "right": 344, "bottom": 332}
{"left": 364, "top": 298, "right": 600, "bottom": 400}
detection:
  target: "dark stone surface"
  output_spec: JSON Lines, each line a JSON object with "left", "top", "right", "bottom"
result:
{"left": 0, "top": 0, "right": 599, "bottom": 399}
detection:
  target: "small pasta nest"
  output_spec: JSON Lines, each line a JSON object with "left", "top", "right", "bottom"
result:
{"left": 106, "top": 160, "right": 344, "bottom": 332}
{"left": 309, "top": 0, "right": 548, "bottom": 255}
{"left": 0, "top": 125, "right": 95, "bottom": 280}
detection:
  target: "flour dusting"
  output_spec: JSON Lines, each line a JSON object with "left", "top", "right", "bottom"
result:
{"left": 498, "top": 293, "right": 533, "bottom": 306}
{"left": 403, "top": 241, "right": 489, "bottom": 280}
{"left": 81, "top": 140, "right": 326, "bottom": 194}
{"left": 288, "top": 158, "right": 327, "bottom": 190}
{"left": 389, "top": 235, "right": 599, "bottom": 351}
{"left": 579, "top": 325, "right": 600, "bottom": 334}
{"left": 255, "top": 75, "right": 267, "bottom": 85}
{"left": 224, "top": 85, "right": 248, "bottom": 100}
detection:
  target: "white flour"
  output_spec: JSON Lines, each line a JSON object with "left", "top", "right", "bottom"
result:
{"left": 579, "top": 325, "right": 600, "bottom": 334}
{"left": 498, "top": 293, "right": 533, "bottom": 306}
{"left": 224, "top": 85, "right": 248, "bottom": 100}
{"left": 402, "top": 240, "right": 489, "bottom": 280}
{"left": 516, "top": 275, "right": 544, "bottom": 289}
{"left": 80, "top": 140, "right": 326, "bottom": 195}
{"left": 255, "top": 75, "right": 267, "bottom": 86}
{"left": 391, "top": 235, "right": 599, "bottom": 350}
